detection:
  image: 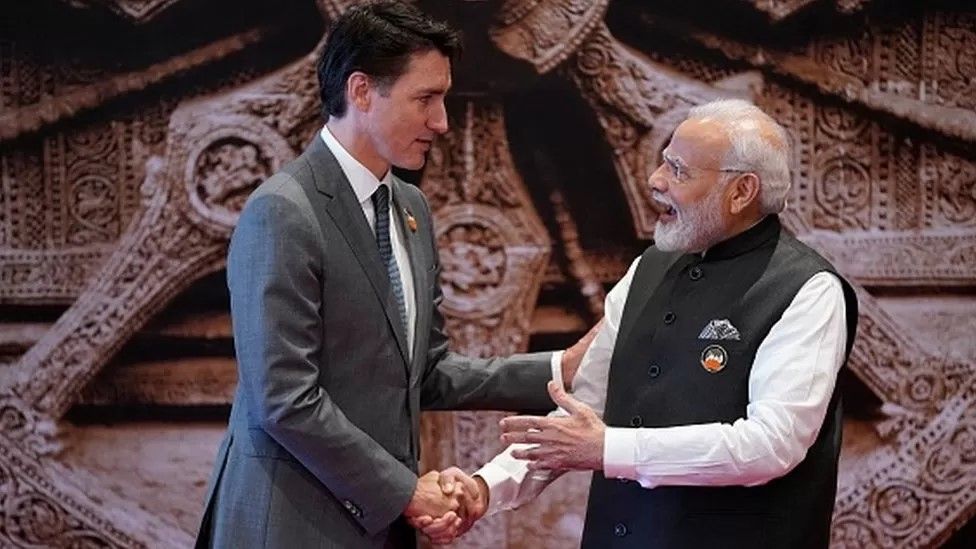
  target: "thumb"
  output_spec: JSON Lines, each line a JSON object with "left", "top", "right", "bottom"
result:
{"left": 438, "top": 468, "right": 458, "bottom": 494}
{"left": 548, "top": 380, "right": 585, "bottom": 415}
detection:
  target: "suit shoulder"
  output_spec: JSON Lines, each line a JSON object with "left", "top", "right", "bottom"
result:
{"left": 775, "top": 230, "right": 836, "bottom": 272}
{"left": 241, "top": 171, "right": 315, "bottom": 224}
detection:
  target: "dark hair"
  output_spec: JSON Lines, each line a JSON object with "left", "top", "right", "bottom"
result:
{"left": 317, "top": 1, "right": 461, "bottom": 118}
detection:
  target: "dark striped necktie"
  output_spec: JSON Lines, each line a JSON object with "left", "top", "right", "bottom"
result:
{"left": 371, "top": 184, "right": 408, "bottom": 336}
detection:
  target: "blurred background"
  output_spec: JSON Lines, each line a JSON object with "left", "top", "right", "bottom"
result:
{"left": 1, "top": 0, "right": 975, "bottom": 546}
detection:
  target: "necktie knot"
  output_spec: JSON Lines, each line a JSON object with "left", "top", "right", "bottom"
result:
{"left": 372, "top": 184, "right": 389, "bottom": 213}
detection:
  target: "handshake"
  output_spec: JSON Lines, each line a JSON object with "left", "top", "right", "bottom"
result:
{"left": 403, "top": 467, "right": 489, "bottom": 545}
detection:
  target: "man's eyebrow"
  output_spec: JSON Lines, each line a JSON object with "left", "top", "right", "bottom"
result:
{"left": 662, "top": 149, "right": 687, "bottom": 167}
{"left": 416, "top": 86, "right": 449, "bottom": 95}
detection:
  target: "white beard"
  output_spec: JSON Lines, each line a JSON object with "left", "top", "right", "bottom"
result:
{"left": 653, "top": 185, "right": 727, "bottom": 253}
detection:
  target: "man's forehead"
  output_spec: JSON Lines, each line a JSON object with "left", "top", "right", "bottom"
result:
{"left": 667, "top": 119, "right": 730, "bottom": 164}
{"left": 399, "top": 50, "right": 452, "bottom": 90}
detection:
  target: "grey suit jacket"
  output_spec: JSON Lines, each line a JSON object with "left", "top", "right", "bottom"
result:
{"left": 196, "top": 137, "right": 554, "bottom": 548}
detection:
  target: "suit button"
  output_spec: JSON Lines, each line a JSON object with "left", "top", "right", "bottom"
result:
{"left": 614, "top": 523, "right": 629, "bottom": 537}
{"left": 629, "top": 415, "right": 643, "bottom": 427}
{"left": 690, "top": 266, "right": 703, "bottom": 280}
{"left": 647, "top": 364, "right": 661, "bottom": 378}
{"left": 663, "top": 311, "right": 676, "bottom": 324}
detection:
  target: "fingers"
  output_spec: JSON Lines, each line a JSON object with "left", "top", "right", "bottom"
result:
{"left": 499, "top": 415, "right": 548, "bottom": 433}
{"left": 527, "top": 459, "right": 564, "bottom": 471}
{"left": 510, "top": 445, "right": 556, "bottom": 462}
{"left": 547, "top": 380, "right": 586, "bottom": 415}
{"left": 451, "top": 470, "right": 481, "bottom": 501}
{"left": 500, "top": 430, "right": 545, "bottom": 444}
{"left": 422, "top": 511, "right": 463, "bottom": 545}
{"left": 438, "top": 467, "right": 459, "bottom": 495}
{"left": 407, "top": 515, "right": 435, "bottom": 530}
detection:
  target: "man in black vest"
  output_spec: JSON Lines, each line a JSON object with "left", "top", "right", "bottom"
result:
{"left": 419, "top": 99, "right": 859, "bottom": 548}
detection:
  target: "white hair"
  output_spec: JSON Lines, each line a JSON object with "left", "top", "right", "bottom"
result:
{"left": 687, "top": 99, "right": 792, "bottom": 214}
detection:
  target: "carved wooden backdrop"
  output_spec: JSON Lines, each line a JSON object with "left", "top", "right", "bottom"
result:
{"left": 1, "top": 0, "right": 975, "bottom": 547}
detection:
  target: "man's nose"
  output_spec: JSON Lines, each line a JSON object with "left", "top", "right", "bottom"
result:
{"left": 428, "top": 100, "right": 449, "bottom": 134}
{"left": 648, "top": 164, "right": 669, "bottom": 193}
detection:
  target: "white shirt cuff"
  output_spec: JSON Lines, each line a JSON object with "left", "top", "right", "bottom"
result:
{"left": 603, "top": 427, "right": 639, "bottom": 480}
{"left": 550, "top": 350, "right": 564, "bottom": 388}
{"left": 475, "top": 462, "right": 518, "bottom": 516}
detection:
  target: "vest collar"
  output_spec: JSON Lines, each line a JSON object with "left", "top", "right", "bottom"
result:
{"left": 702, "top": 215, "right": 780, "bottom": 261}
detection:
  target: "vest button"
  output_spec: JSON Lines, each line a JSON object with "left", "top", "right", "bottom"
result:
{"left": 629, "top": 415, "right": 643, "bottom": 427}
{"left": 647, "top": 364, "right": 661, "bottom": 378}
{"left": 690, "top": 266, "right": 703, "bottom": 280}
{"left": 663, "top": 311, "right": 676, "bottom": 324}
{"left": 614, "top": 523, "right": 629, "bottom": 537}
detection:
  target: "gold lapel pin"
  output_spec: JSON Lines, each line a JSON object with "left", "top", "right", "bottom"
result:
{"left": 404, "top": 208, "right": 417, "bottom": 233}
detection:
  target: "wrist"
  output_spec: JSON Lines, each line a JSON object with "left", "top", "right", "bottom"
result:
{"left": 403, "top": 476, "right": 422, "bottom": 516}
{"left": 474, "top": 475, "right": 489, "bottom": 508}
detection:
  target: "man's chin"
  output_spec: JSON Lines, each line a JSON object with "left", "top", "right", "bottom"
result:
{"left": 395, "top": 155, "right": 427, "bottom": 171}
{"left": 653, "top": 224, "right": 678, "bottom": 252}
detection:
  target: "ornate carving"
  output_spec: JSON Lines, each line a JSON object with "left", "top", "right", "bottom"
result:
{"left": 490, "top": 0, "right": 609, "bottom": 74}
{"left": 550, "top": 190, "right": 605, "bottom": 319}
{"left": 800, "top": 231, "right": 976, "bottom": 286}
{"left": 0, "top": 430, "right": 191, "bottom": 547}
{"left": 436, "top": 218, "right": 508, "bottom": 315}
{"left": 923, "top": 12, "right": 976, "bottom": 112}
{"left": 180, "top": 117, "right": 296, "bottom": 232}
{"left": 835, "top": 382, "right": 976, "bottom": 547}
{"left": 652, "top": 12, "right": 976, "bottom": 144}
{"left": 0, "top": 249, "right": 111, "bottom": 304}
{"left": 0, "top": 28, "right": 269, "bottom": 143}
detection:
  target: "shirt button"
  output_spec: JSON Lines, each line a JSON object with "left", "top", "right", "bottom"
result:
{"left": 690, "top": 266, "right": 703, "bottom": 280}
{"left": 663, "top": 311, "right": 676, "bottom": 324}
{"left": 630, "top": 415, "right": 643, "bottom": 427}
{"left": 614, "top": 523, "right": 629, "bottom": 537}
{"left": 647, "top": 364, "right": 661, "bottom": 378}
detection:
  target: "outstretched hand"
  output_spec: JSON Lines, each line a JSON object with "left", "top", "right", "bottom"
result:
{"left": 500, "top": 381, "right": 606, "bottom": 472}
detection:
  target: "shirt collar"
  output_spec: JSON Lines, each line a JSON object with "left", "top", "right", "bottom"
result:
{"left": 701, "top": 215, "right": 780, "bottom": 261}
{"left": 319, "top": 125, "right": 392, "bottom": 204}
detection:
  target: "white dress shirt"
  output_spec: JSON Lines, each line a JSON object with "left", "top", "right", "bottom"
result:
{"left": 475, "top": 255, "right": 848, "bottom": 515}
{"left": 320, "top": 126, "right": 416, "bottom": 356}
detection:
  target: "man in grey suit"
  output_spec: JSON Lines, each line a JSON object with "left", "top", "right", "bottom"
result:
{"left": 196, "top": 2, "right": 589, "bottom": 547}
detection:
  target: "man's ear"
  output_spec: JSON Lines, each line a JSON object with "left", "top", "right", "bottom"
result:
{"left": 346, "top": 71, "right": 372, "bottom": 112}
{"left": 728, "top": 173, "right": 760, "bottom": 215}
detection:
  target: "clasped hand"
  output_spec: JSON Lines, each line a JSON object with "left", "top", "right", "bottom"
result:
{"left": 404, "top": 468, "right": 488, "bottom": 545}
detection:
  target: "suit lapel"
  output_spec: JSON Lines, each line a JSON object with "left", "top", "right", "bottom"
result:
{"left": 391, "top": 179, "right": 429, "bottom": 377}
{"left": 304, "top": 138, "right": 411, "bottom": 366}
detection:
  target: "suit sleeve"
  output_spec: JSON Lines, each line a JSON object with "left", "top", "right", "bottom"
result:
{"left": 412, "top": 193, "right": 555, "bottom": 413}
{"left": 228, "top": 180, "right": 416, "bottom": 535}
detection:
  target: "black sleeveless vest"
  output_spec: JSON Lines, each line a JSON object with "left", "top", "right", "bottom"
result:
{"left": 580, "top": 216, "right": 858, "bottom": 549}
